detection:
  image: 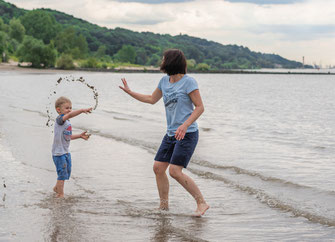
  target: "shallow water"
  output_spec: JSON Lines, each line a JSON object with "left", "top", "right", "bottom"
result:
{"left": 0, "top": 70, "right": 335, "bottom": 241}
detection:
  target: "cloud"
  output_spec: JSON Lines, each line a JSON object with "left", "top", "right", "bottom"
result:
{"left": 114, "top": 0, "right": 193, "bottom": 3}
{"left": 251, "top": 24, "right": 335, "bottom": 41}
{"left": 4, "top": 0, "right": 335, "bottom": 65}
{"left": 225, "top": 0, "right": 305, "bottom": 4}
{"left": 82, "top": 0, "right": 174, "bottom": 25}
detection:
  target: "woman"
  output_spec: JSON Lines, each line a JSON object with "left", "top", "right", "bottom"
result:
{"left": 119, "top": 49, "right": 209, "bottom": 216}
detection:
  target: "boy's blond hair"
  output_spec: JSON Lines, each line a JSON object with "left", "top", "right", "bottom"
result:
{"left": 55, "top": 96, "right": 71, "bottom": 109}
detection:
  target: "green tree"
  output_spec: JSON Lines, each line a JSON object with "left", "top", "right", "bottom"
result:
{"left": 147, "top": 53, "right": 161, "bottom": 66}
{"left": 9, "top": 18, "right": 25, "bottom": 42}
{"left": 135, "top": 47, "right": 148, "bottom": 65}
{"left": 7, "top": 38, "right": 19, "bottom": 54}
{"left": 54, "top": 27, "right": 88, "bottom": 58}
{"left": 96, "top": 45, "right": 106, "bottom": 58}
{"left": 74, "top": 34, "right": 88, "bottom": 58}
{"left": 0, "top": 17, "right": 4, "bottom": 31}
{"left": 196, "top": 63, "right": 210, "bottom": 71}
{"left": 116, "top": 45, "right": 136, "bottom": 63}
{"left": 81, "top": 57, "right": 98, "bottom": 68}
{"left": 187, "top": 59, "right": 196, "bottom": 70}
{"left": 184, "top": 46, "right": 203, "bottom": 61}
{"left": 0, "top": 31, "right": 9, "bottom": 62}
{"left": 2, "top": 24, "right": 9, "bottom": 33}
{"left": 0, "top": 31, "right": 8, "bottom": 52}
{"left": 57, "top": 54, "right": 75, "bottom": 69}
{"left": 17, "top": 36, "right": 57, "bottom": 67}
{"left": 20, "top": 10, "right": 59, "bottom": 44}
{"left": 69, "top": 47, "right": 81, "bottom": 59}
{"left": 42, "top": 42, "right": 57, "bottom": 67}
{"left": 54, "top": 28, "right": 73, "bottom": 53}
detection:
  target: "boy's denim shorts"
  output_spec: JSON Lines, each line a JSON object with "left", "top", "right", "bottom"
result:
{"left": 53, "top": 153, "right": 72, "bottom": 180}
{"left": 154, "top": 130, "right": 198, "bottom": 168}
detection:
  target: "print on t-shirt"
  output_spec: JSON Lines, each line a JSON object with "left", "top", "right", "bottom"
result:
{"left": 64, "top": 125, "right": 72, "bottom": 141}
{"left": 164, "top": 92, "right": 178, "bottom": 111}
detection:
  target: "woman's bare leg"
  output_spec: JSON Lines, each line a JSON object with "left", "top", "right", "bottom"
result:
{"left": 153, "top": 161, "right": 170, "bottom": 210}
{"left": 169, "top": 164, "right": 209, "bottom": 216}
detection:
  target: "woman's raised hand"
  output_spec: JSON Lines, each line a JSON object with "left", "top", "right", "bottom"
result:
{"left": 119, "top": 78, "right": 131, "bottom": 94}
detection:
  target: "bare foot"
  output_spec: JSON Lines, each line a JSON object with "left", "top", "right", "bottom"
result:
{"left": 55, "top": 193, "right": 64, "bottom": 198}
{"left": 159, "top": 199, "right": 169, "bottom": 211}
{"left": 158, "top": 206, "right": 169, "bottom": 211}
{"left": 194, "top": 203, "right": 210, "bottom": 217}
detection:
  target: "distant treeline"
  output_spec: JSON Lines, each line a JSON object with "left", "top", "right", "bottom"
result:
{"left": 0, "top": 0, "right": 311, "bottom": 70}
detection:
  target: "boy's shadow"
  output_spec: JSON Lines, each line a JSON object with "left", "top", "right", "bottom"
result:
{"left": 40, "top": 194, "right": 84, "bottom": 242}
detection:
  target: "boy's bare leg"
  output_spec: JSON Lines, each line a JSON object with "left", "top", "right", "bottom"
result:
{"left": 169, "top": 165, "right": 209, "bottom": 216}
{"left": 55, "top": 180, "right": 65, "bottom": 198}
{"left": 53, "top": 184, "right": 57, "bottom": 193}
{"left": 153, "top": 161, "right": 170, "bottom": 210}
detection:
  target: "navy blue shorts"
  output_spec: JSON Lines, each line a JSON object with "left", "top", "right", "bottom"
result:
{"left": 154, "top": 130, "right": 198, "bottom": 168}
{"left": 53, "top": 153, "right": 72, "bottom": 180}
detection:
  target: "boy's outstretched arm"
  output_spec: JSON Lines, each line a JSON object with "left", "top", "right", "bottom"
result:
{"left": 63, "top": 108, "right": 92, "bottom": 121}
{"left": 71, "top": 131, "right": 90, "bottom": 140}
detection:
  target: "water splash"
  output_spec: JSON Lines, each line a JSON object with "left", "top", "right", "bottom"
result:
{"left": 46, "top": 76, "right": 99, "bottom": 127}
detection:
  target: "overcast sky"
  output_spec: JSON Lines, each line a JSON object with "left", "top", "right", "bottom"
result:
{"left": 6, "top": 0, "right": 335, "bottom": 66}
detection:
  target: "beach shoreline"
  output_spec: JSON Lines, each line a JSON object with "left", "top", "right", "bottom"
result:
{"left": 0, "top": 62, "right": 334, "bottom": 75}
{"left": 0, "top": 62, "right": 78, "bottom": 74}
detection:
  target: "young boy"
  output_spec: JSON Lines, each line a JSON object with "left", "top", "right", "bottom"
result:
{"left": 52, "top": 96, "right": 92, "bottom": 198}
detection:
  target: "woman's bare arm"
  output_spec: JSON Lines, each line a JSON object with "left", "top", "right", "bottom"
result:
{"left": 119, "top": 78, "right": 162, "bottom": 104}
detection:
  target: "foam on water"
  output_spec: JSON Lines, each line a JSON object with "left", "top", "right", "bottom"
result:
{"left": 189, "top": 166, "right": 335, "bottom": 227}
{"left": 60, "top": 120, "right": 335, "bottom": 227}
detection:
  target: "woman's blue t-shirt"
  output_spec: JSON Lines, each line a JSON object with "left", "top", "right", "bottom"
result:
{"left": 158, "top": 74, "right": 199, "bottom": 136}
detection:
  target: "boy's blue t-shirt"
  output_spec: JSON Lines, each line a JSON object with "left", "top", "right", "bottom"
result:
{"left": 158, "top": 74, "right": 199, "bottom": 136}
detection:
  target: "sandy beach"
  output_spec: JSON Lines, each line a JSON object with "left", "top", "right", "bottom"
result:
{"left": 0, "top": 62, "right": 81, "bottom": 74}
{"left": 2, "top": 62, "right": 334, "bottom": 75}
{"left": 0, "top": 61, "right": 161, "bottom": 74}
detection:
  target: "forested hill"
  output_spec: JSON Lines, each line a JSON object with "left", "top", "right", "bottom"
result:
{"left": 0, "top": 0, "right": 310, "bottom": 69}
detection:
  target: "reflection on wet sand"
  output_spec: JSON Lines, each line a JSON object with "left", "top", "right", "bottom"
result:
{"left": 38, "top": 195, "right": 84, "bottom": 242}
{"left": 151, "top": 214, "right": 208, "bottom": 242}
{"left": 152, "top": 216, "right": 173, "bottom": 242}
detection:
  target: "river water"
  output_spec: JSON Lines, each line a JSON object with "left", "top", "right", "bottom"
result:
{"left": 0, "top": 70, "right": 334, "bottom": 241}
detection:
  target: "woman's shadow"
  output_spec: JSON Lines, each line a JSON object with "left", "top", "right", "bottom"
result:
{"left": 151, "top": 212, "right": 208, "bottom": 242}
